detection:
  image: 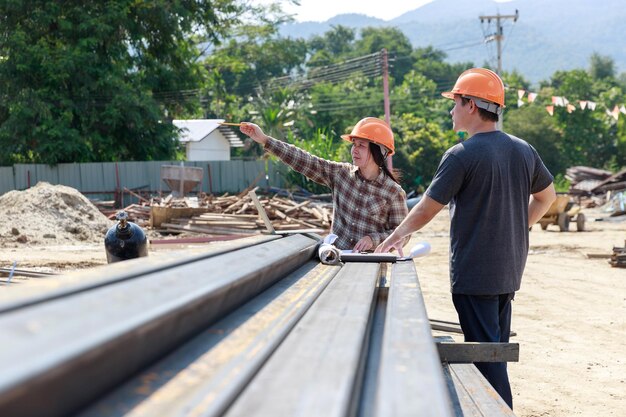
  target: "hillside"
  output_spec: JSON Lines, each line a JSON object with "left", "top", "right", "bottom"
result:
{"left": 278, "top": 0, "right": 626, "bottom": 84}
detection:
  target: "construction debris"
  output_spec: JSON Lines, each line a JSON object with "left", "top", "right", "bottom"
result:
{"left": 566, "top": 166, "right": 626, "bottom": 212}
{"left": 589, "top": 167, "right": 626, "bottom": 194}
{"left": 602, "top": 190, "right": 626, "bottom": 217}
{"left": 145, "top": 188, "right": 331, "bottom": 236}
{"left": 566, "top": 166, "right": 613, "bottom": 195}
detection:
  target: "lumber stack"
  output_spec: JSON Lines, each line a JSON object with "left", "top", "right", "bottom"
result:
{"left": 609, "top": 242, "right": 626, "bottom": 268}
{"left": 95, "top": 187, "right": 332, "bottom": 235}
{"left": 152, "top": 190, "right": 332, "bottom": 235}
{"left": 104, "top": 203, "right": 151, "bottom": 227}
{"left": 566, "top": 166, "right": 613, "bottom": 194}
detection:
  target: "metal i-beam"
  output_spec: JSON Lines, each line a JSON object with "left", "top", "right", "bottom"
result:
{"left": 0, "top": 234, "right": 280, "bottom": 314}
{"left": 79, "top": 261, "right": 341, "bottom": 417}
{"left": 224, "top": 262, "right": 382, "bottom": 417}
{"left": 374, "top": 261, "right": 454, "bottom": 417}
{"left": 0, "top": 234, "right": 317, "bottom": 417}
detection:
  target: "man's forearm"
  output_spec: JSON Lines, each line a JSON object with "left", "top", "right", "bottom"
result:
{"left": 394, "top": 195, "right": 444, "bottom": 239}
{"left": 528, "top": 183, "right": 557, "bottom": 227}
{"left": 528, "top": 197, "right": 552, "bottom": 226}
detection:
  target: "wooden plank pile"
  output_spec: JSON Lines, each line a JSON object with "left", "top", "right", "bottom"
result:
{"left": 152, "top": 189, "right": 332, "bottom": 236}
{"left": 589, "top": 167, "right": 626, "bottom": 194}
{"left": 609, "top": 241, "right": 626, "bottom": 268}
{"left": 98, "top": 188, "right": 153, "bottom": 227}
{"left": 566, "top": 166, "right": 613, "bottom": 195}
{"left": 93, "top": 185, "right": 332, "bottom": 235}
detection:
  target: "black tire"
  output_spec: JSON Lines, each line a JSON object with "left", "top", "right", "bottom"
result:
{"left": 557, "top": 212, "right": 570, "bottom": 231}
{"left": 576, "top": 213, "right": 586, "bottom": 232}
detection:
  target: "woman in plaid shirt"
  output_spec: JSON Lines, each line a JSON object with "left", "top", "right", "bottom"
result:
{"left": 240, "top": 118, "right": 408, "bottom": 251}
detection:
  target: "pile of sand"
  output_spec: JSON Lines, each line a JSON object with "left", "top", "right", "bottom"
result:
{"left": 0, "top": 182, "right": 114, "bottom": 246}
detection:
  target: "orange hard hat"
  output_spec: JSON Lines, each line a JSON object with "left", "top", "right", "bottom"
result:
{"left": 442, "top": 68, "right": 506, "bottom": 113}
{"left": 341, "top": 117, "right": 395, "bottom": 156}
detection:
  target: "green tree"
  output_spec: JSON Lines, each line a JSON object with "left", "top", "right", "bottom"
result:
{"left": 280, "top": 129, "right": 349, "bottom": 194}
{"left": 501, "top": 70, "right": 531, "bottom": 110}
{"left": 546, "top": 69, "right": 617, "bottom": 169}
{"left": 200, "top": 23, "right": 308, "bottom": 131}
{"left": 355, "top": 27, "right": 414, "bottom": 83}
{"left": 589, "top": 52, "right": 616, "bottom": 81}
{"left": 412, "top": 47, "right": 474, "bottom": 94}
{"left": 390, "top": 113, "right": 456, "bottom": 191}
{"left": 410, "top": 47, "right": 475, "bottom": 129}
{"left": 242, "top": 86, "right": 314, "bottom": 156}
{"left": 504, "top": 106, "right": 565, "bottom": 175}
{"left": 0, "top": 0, "right": 275, "bottom": 165}
{"left": 306, "top": 75, "right": 385, "bottom": 138}
{"left": 307, "top": 25, "right": 356, "bottom": 67}
{"left": 392, "top": 71, "right": 438, "bottom": 113}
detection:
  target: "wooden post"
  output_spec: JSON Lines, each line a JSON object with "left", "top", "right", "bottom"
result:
{"left": 248, "top": 190, "right": 275, "bottom": 234}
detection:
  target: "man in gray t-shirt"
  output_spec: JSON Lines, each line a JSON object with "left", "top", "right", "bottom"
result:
{"left": 377, "top": 68, "right": 556, "bottom": 409}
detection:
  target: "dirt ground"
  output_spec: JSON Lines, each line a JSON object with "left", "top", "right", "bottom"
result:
{"left": 1, "top": 207, "right": 624, "bottom": 416}
{"left": 416, "top": 207, "right": 626, "bottom": 417}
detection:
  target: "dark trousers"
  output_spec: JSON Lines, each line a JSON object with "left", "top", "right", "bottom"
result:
{"left": 452, "top": 293, "right": 515, "bottom": 409}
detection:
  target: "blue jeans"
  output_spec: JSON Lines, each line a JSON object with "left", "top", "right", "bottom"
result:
{"left": 452, "top": 293, "right": 515, "bottom": 409}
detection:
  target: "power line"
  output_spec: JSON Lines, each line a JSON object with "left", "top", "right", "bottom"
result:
{"left": 258, "top": 52, "right": 383, "bottom": 92}
{"left": 479, "top": 10, "right": 519, "bottom": 74}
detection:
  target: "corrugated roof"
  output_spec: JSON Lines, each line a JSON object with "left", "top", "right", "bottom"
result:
{"left": 173, "top": 119, "right": 244, "bottom": 148}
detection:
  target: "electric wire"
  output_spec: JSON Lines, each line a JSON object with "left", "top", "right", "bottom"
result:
{"left": 501, "top": 18, "right": 518, "bottom": 55}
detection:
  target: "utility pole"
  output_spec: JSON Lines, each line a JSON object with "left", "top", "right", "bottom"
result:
{"left": 479, "top": 10, "right": 518, "bottom": 130}
{"left": 479, "top": 10, "right": 519, "bottom": 75}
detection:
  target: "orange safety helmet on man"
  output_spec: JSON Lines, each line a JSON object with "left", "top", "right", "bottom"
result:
{"left": 441, "top": 68, "right": 505, "bottom": 115}
{"left": 341, "top": 117, "right": 395, "bottom": 156}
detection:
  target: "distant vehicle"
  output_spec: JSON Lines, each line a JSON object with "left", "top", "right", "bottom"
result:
{"left": 536, "top": 194, "right": 585, "bottom": 232}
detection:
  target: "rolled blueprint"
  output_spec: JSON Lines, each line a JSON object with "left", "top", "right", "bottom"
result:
{"left": 318, "top": 243, "right": 341, "bottom": 265}
{"left": 317, "top": 233, "right": 341, "bottom": 265}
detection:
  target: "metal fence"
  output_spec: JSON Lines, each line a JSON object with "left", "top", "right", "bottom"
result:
{"left": 0, "top": 160, "right": 287, "bottom": 204}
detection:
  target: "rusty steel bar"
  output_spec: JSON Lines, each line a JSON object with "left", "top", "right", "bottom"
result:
{"left": 0, "top": 234, "right": 318, "bottom": 417}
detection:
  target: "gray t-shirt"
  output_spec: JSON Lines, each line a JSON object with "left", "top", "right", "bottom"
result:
{"left": 426, "top": 131, "right": 553, "bottom": 295}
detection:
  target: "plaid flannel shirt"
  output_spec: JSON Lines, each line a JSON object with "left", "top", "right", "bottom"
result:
{"left": 266, "top": 137, "right": 408, "bottom": 250}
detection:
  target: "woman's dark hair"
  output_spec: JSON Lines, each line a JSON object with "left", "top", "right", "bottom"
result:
{"left": 370, "top": 142, "right": 401, "bottom": 184}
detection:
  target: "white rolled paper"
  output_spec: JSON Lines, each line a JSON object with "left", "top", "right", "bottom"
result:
{"left": 318, "top": 243, "right": 341, "bottom": 265}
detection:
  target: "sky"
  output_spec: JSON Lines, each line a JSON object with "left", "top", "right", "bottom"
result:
{"left": 281, "top": 0, "right": 433, "bottom": 22}
{"left": 279, "top": 0, "right": 512, "bottom": 22}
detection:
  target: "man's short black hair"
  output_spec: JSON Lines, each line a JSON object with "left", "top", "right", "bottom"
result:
{"left": 460, "top": 96, "right": 499, "bottom": 122}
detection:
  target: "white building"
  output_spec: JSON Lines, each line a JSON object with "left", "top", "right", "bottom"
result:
{"left": 173, "top": 119, "right": 244, "bottom": 161}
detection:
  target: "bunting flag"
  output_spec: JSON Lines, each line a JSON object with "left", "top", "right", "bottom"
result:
{"left": 508, "top": 88, "right": 626, "bottom": 119}
{"left": 551, "top": 96, "right": 567, "bottom": 107}
{"left": 611, "top": 105, "right": 620, "bottom": 120}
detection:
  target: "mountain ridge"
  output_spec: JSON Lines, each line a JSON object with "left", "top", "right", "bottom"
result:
{"left": 278, "top": 0, "right": 626, "bottom": 84}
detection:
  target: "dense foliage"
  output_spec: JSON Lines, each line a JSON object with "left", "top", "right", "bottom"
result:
{"left": 0, "top": 0, "right": 274, "bottom": 164}
{"left": 1, "top": 1, "right": 626, "bottom": 194}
